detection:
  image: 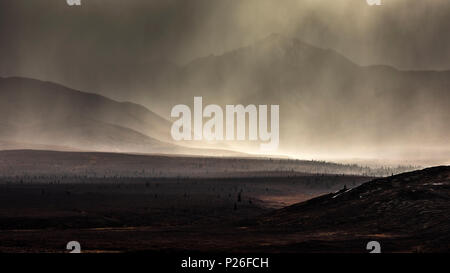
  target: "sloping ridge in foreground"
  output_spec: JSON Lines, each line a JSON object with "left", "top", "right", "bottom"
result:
{"left": 258, "top": 166, "right": 450, "bottom": 252}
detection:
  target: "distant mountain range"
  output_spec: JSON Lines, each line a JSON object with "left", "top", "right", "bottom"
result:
{"left": 134, "top": 34, "right": 450, "bottom": 159}
{"left": 0, "top": 77, "right": 241, "bottom": 156}
{"left": 1, "top": 34, "right": 449, "bottom": 161}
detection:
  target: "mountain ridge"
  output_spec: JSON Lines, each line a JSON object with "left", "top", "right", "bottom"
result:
{"left": 0, "top": 76, "right": 244, "bottom": 156}
{"left": 149, "top": 34, "right": 450, "bottom": 158}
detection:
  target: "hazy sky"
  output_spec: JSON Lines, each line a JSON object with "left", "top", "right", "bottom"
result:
{"left": 1, "top": 0, "right": 450, "bottom": 81}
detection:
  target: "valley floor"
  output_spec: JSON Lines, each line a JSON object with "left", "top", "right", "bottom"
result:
{"left": 0, "top": 175, "right": 369, "bottom": 253}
